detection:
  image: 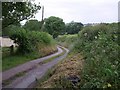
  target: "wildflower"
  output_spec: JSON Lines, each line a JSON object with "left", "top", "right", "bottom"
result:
{"left": 102, "top": 50, "right": 105, "bottom": 52}
{"left": 84, "top": 33, "right": 87, "bottom": 36}
{"left": 103, "top": 85, "right": 106, "bottom": 88}
{"left": 95, "top": 36, "right": 97, "bottom": 39}
{"left": 107, "top": 83, "right": 112, "bottom": 87}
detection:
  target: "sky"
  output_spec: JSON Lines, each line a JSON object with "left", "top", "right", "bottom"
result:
{"left": 21, "top": 0, "right": 119, "bottom": 24}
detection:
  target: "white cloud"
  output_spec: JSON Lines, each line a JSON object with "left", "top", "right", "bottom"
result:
{"left": 33, "top": 0, "right": 119, "bottom": 23}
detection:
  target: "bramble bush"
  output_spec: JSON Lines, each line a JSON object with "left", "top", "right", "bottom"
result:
{"left": 10, "top": 29, "right": 55, "bottom": 54}
{"left": 73, "top": 23, "right": 120, "bottom": 88}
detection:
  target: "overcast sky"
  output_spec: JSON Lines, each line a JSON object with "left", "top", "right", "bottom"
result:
{"left": 22, "top": 0, "right": 119, "bottom": 24}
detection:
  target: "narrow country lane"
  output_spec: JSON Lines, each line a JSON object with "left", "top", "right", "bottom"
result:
{"left": 2, "top": 46, "right": 62, "bottom": 81}
{"left": 2, "top": 46, "right": 69, "bottom": 88}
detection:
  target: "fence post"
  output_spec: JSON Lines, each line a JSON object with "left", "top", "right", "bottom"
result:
{"left": 10, "top": 45, "right": 14, "bottom": 55}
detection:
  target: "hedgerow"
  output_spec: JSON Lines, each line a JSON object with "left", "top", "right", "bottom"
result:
{"left": 10, "top": 29, "right": 55, "bottom": 54}
{"left": 73, "top": 23, "right": 120, "bottom": 88}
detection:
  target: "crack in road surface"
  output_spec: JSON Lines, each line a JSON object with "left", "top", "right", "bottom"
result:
{"left": 3, "top": 46, "right": 69, "bottom": 88}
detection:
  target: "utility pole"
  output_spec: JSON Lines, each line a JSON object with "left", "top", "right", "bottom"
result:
{"left": 42, "top": 6, "right": 44, "bottom": 22}
{"left": 41, "top": 6, "right": 44, "bottom": 31}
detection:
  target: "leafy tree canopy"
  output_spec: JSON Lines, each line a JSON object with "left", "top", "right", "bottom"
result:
{"left": 3, "top": 25, "right": 23, "bottom": 36}
{"left": 44, "top": 16, "right": 65, "bottom": 38}
{"left": 2, "top": 2, "right": 41, "bottom": 29}
{"left": 65, "top": 21, "right": 83, "bottom": 34}
{"left": 23, "top": 19, "right": 42, "bottom": 31}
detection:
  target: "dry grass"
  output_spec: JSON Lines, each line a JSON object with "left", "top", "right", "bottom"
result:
{"left": 38, "top": 45, "right": 57, "bottom": 57}
{"left": 37, "top": 52, "right": 84, "bottom": 88}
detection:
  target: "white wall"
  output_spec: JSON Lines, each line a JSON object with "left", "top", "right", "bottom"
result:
{"left": 0, "top": 37, "right": 16, "bottom": 47}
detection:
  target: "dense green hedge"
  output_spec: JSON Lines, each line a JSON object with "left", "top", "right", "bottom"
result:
{"left": 10, "top": 29, "right": 55, "bottom": 54}
{"left": 73, "top": 23, "right": 120, "bottom": 88}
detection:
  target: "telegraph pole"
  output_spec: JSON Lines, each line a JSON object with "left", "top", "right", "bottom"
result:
{"left": 41, "top": 6, "right": 44, "bottom": 31}
{"left": 42, "top": 6, "right": 44, "bottom": 21}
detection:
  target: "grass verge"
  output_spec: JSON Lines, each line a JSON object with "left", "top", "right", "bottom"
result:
{"left": 2, "top": 46, "right": 57, "bottom": 71}
{"left": 39, "top": 46, "right": 66, "bottom": 65}
{"left": 35, "top": 52, "right": 83, "bottom": 88}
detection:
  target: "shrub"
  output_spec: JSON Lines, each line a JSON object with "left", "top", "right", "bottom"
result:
{"left": 73, "top": 23, "right": 120, "bottom": 88}
{"left": 56, "top": 34, "right": 78, "bottom": 48}
{"left": 78, "top": 24, "right": 112, "bottom": 42}
{"left": 10, "top": 29, "right": 55, "bottom": 54}
{"left": 3, "top": 25, "right": 23, "bottom": 36}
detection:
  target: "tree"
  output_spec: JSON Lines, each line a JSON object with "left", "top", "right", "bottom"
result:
{"left": 2, "top": 2, "right": 41, "bottom": 29}
{"left": 23, "top": 19, "right": 42, "bottom": 31}
{"left": 44, "top": 16, "right": 65, "bottom": 38}
{"left": 65, "top": 21, "right": 83, "bottom": 34}
{"left": 3, "top": 25, "right": 23, "bottom": 36}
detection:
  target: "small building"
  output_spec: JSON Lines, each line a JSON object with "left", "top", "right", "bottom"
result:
{"left": 0, "top": 37, "right": 16, "bottom": 47}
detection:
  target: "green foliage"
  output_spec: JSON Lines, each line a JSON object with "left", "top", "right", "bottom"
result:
{"left": 2, "top": 2, "right": 41, "bottom": 29}
{"left": 3, "top": 25, "right": 23, "bottom": 36}
{"left": 56, "top": 34, "right": 78, "bottom": 48}
{"left": 10, "top": 29, "right": 55, "bottom": 54}
{"left": 44, "top": 16, "right": 65, "bottom": 38}
{"left": 23, "top": 19, "right": 42, "bottom": 31}
{"left": 65, "top": 21, "right": 83, "bottom": 34}
{"left": 73, "top": 23, "right": 120, "bottom": 88}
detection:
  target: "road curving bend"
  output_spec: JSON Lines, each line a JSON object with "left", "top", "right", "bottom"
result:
{"left": 2, "top": 46, "right": 62, "bottom": 81}
{"left": 2, "top": 46, "right": 69, "bottom": 88}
